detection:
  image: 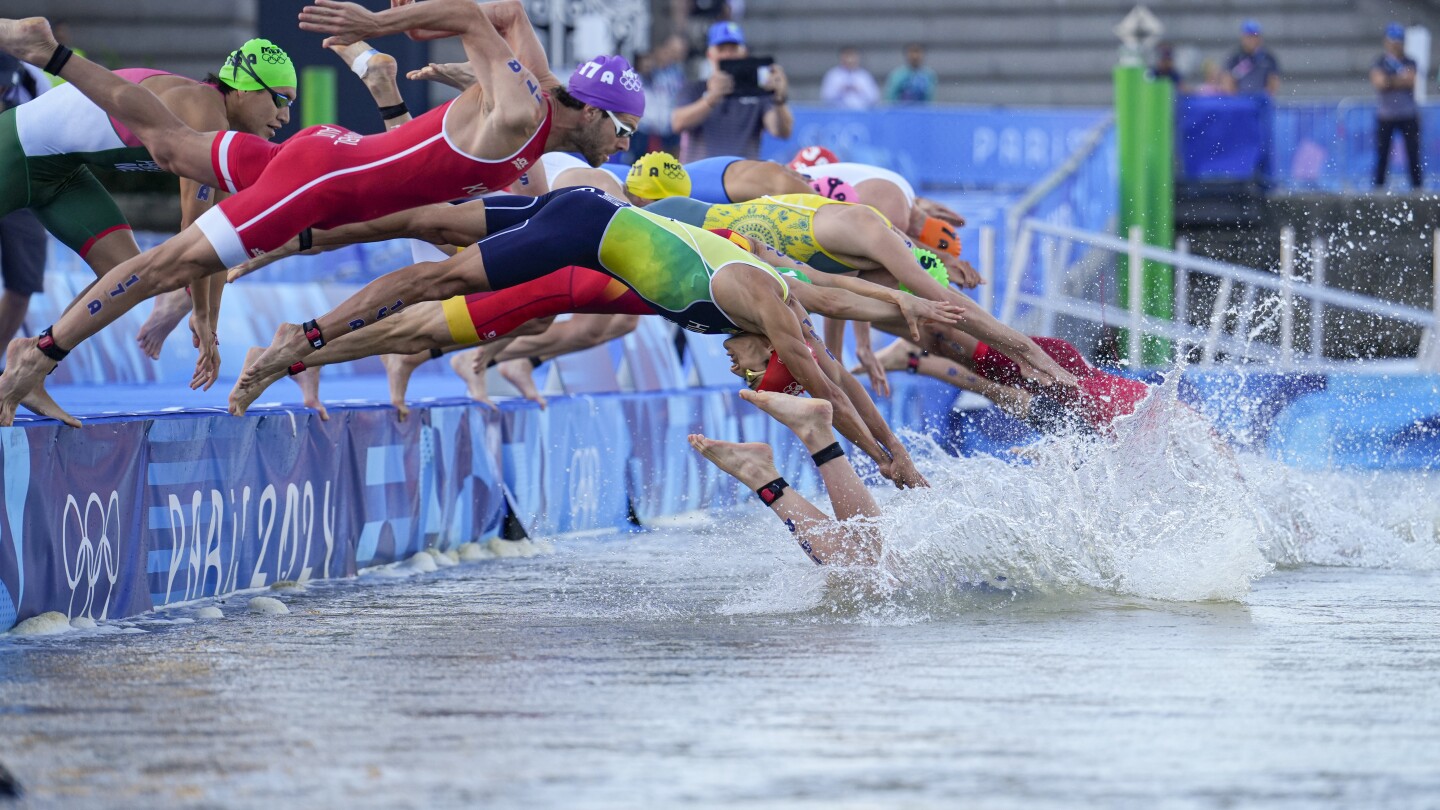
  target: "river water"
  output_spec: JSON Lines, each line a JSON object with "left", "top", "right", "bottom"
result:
{"left": 2, "top": 386, "right": 1439, "bottom": 809}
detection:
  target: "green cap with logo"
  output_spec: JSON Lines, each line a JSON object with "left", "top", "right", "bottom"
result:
{"left": 221, "top": 38, "right": 296, "bottom": 91}
{"left": 899, "top": 247, "right": 949, "bottom": 294}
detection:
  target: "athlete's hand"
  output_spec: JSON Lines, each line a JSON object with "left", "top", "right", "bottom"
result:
{"left": 300, "top": 0, "right": 381, "bottom": 48}
{"left": 886, "top": 449, "right": 928, "bottom": 489}
{"left": 1015, "top": 350, "right": 1079, "bottom": 390}
{"left": 407, "top": 62, "right": 476, "bottom": 90}
{"left": 855, "top": 345, "right": 890, "bottom": 398}
{"left": 895, "top": 293, "right": 963, "bottom": 342}
{"left": 915, "top": 197, "right": 966, "bottom": 228}
{"left": 940, "top": 253, "right": 983, "bottom": 289}
{"left": 189, "top": 315, "right": 221, "bottom": 391}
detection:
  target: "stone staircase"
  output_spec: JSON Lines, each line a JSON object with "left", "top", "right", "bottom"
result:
{"left": 740, "top": 0, "right": 1440, "bottom": 105}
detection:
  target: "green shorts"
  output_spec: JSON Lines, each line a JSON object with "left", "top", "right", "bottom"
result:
{"left": 0, "top": 107, "right": 132, "bottom": 260}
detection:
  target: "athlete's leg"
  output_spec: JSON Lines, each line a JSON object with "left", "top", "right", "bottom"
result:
{"left": 0, "top": 19, "right": 220, "bottom": 186}
{"left": 243, "top": 189, "right": 619, "bottom": 384}
{"left": 740, "top": 389, "right": 881, "bottom": 526}
{"left": 230, "top": 300, "right": 452, "bottom": 416}
{"left": 493, "top": 313, "right": 640, "bottom": 363}
{"left": 0, "top": 226, "right": 223, "bottom": 425}
{"left": 688, "top": 393, "right": 881, "bottom": 565}
{"left": 724, "top": 160, "right": 812, "bottom": 202}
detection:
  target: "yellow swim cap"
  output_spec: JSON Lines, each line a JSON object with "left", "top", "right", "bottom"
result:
{"left": 627, "top": 151, "right": 691, "bottom": 200}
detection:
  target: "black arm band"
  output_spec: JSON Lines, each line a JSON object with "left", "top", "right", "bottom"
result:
{"left": 36, "top": 326, "right": 69, "bottom": 362}
{"left": 298, "top": 228, "right": 313, "bottom": 252}
{"left": 756, "top": 477, "right": 789, "bottom": 506}
{"left": 529, "top": 356, "right": 544, "bottom": 368}
{"left": 428, "top": 347, "right": 445, "bottom": 360}
{"left": 43, "top": 45, "right": 73, "bottom": 76}
{"left": 906, "top": 352, "right": 922, "bottom": 374}
{"left": 811, "top": 442, "right": 844, "bottom": 467}
{"left": 302, "top": 319, "right": 325, "bottom": 349}
{"left": 378, "top": 102, "right": 409, "bottom": 121}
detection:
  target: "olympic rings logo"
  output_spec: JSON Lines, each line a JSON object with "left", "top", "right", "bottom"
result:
{"left": 62, "top": 492, "right": 122, "bottom": 621}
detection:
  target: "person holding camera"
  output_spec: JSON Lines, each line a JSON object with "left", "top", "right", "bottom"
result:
{"left": 671, "top": 21, "right": 791, "bottom": 161}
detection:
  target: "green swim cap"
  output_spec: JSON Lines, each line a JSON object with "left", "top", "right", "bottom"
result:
{"left": 899, "top": 247, "right": 948, "bottom": 294}
{"left": 221, "top": 39, "right": 296, "bottom": 91}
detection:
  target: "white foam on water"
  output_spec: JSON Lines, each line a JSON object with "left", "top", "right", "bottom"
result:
{"left": 7, "top": 612, "right": 73, "bottom": 636}
{"left": 247, "top": 597, "right": 289, "bottom": 616}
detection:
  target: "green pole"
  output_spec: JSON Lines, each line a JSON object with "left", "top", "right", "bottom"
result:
{"left": 1114, "top": 62, "right": 1146, "bottom": 363}
{"left": 1141, "top": 76, "right": 1175, "bottom": 365}
{"left": 300, "top": 65, "right": 337, "bottom": 129}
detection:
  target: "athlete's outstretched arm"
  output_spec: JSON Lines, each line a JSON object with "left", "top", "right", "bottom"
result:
{"left": 1, "top": 19, "right": 220, "bottom": 186}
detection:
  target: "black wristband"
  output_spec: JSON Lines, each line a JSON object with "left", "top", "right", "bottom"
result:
{"left": 378, "top": 102, "right": 409, "bottom": 121}
{"left": 302, "top": 319, "right": 325, "bottom": 349}
{"left": 529, "top": 356, "right": 544, "bottom": 368}
{"left": 43, "top": 45, "right": 73, "bottom": 76}
{"left": 36, "top": 326, "right": 69, "bottom": 363}
{"left": 428, "top": 347, "right": 444, "bottom": 360}
{"left": 906, "top": 352, "right": 921, "bottom": 374}
{"left": 298, "top": 228, "right": 313, "bottom": 252}
{"left": 756, "top": 477, "right": 789, "bottom": 506}
{"left": 811, "top": 442, "right": 844, "bottom": 467}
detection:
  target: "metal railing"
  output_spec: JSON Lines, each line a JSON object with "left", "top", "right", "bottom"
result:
{"left": 1003, "top": 218, "right": 1440, "bottom": 372}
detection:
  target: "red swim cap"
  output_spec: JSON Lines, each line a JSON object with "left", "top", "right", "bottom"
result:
{"left": 789, "top": 145, "right": 839, "bottom": 170}
{"left": 751, "top": 350, "right": 806, "bottom": 396}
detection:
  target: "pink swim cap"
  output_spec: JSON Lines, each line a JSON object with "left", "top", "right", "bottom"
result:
{"left": 808, "top": 176, "right": 859, "bottom": 203}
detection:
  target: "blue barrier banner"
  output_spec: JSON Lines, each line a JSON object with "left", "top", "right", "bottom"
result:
{"left": 624, "top": 389, "right": 747, "bottom": 521}
{"left": 1177, "top": 95, "right": 1273, "bottom": 182}
{"left": 8, "top": 422, "right": 151, "bottom": 624}
{"left": 424, "top": 405, "right": 507, "bottom": 549}
{"left": 145, "top": 413, "right": 361, "bottom": 607}
{"left": 762, "top": 106, "right": 1108, "bottom": 190}
{"left": 501, "top": 395, "right": 634, "bottom": 536}
{"left": 344, "top": 408, "right": 433, "bottom": 565}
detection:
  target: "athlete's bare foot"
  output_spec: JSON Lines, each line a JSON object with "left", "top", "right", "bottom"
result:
{"left": 136, "top": 289, "right": 193, "bottom": 360}
{"left": 329, "top": 41, "right": 400, "bottom": 100}
{"left": 240, "top": 323, "right": 309, "bottom": 390}
{"left": 18, "top": 378, "right": 81, "bottom": 428}
{"left": 872, "top": 339, "right": 919, "bottom": 372}
{"left": 382, "top": 352, "right": 428, "bottom": 422}
{"left": 686, "top": 435, "right": 780, "bottom": 491}
{"left": 0, "top": 18, "right": 59, "bottom": 66}
{"left": 230, "top": 347, "right": 284, "bottom": 416}
{"left": 738, "top": 389, "right": 834, "bottom": 450}
{"left": 291, "top": 364, "right": 329, "bottom": 422}
{"left": 449, "top": 349, "right": 494, "bottom": 408}
{"left": 0, "top": 337, "right": 73, "bottom": 427}
{"left": 407, "top": 62, "right": 475, "bottom": 91}
{"left": 497, "top": 358, "right": 546, "bottom": 409}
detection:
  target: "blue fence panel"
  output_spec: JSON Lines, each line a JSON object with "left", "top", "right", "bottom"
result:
{"left": 761, "top": 106, "right": 1109, "bottom": 190}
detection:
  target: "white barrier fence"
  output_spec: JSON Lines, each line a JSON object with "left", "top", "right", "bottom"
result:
{"left": 993, "top": 219, "right": 1440, "bottom": 372}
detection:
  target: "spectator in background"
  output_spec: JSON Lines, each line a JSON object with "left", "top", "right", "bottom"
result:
{"left": 820, "top": 46, "right": 879, "bottom": 110}
{"left": 671, "top": 21, "right": 792, "bottom": 161}
{"left": 885, "top": 43, "right": 938, "bottom": 104}
{"left": 628, "top": 35, "right": 687, "bottom": 163}
{"left": 1371, "top": 23, "right": 1421, "bottom": 190}
{"left": 0, "top": 51, "right": 49, "bottom": 348}
{"left": 1223, "top": 20, "right": 1280, "bottom": 96}
{"left": 1150, "top": 43, "right": 1183, "bottom": 91}
{"left": 1193, "top": 59, "right": 1227, "bottom": 96}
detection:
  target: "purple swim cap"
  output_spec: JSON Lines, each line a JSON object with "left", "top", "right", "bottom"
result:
{"left": 567, "top": 55, "right": 646, "bottom": 117}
